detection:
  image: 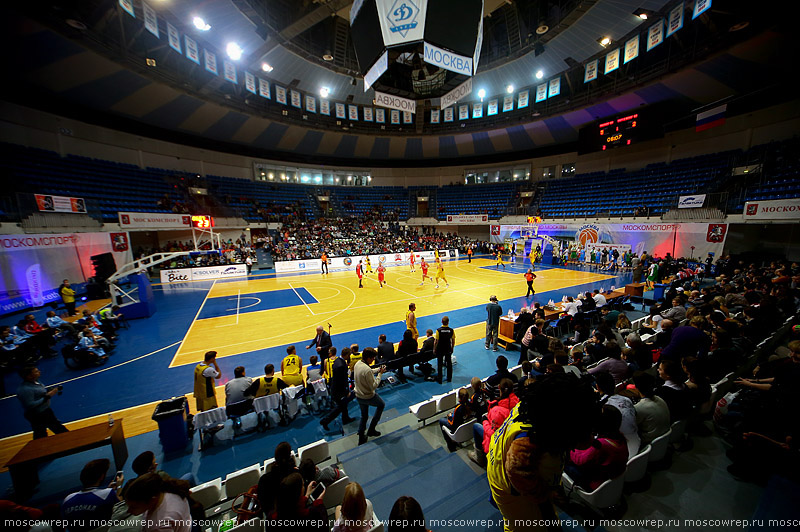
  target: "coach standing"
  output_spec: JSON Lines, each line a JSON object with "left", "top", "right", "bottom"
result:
{"left": 354, "top": 348, "right": 386, "bottom": 445}
{"left": 485, "top": 295, "right": 503, "bottom": 352}
{"left": 434, "top": 316, "right": 456, "bottom": 384}
{"left": 17, "top": 366, "right": 68, "bottom": 439}
{"left": 306, "top": 325, "right": 332, "bottom": 363}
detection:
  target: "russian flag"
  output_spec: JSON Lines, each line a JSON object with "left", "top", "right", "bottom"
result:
{"left": 696, "top": 104, "right": 727, "bottom": 132}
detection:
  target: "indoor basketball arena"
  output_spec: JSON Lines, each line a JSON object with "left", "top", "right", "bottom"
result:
{"left": 1, "top": 1, "right": 799, "bottom": 531}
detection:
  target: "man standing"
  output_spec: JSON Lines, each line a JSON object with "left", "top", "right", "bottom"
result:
{"left": 193, "top": 351, "right": 221, "bottom": 412}
{"left": 306, "top": 325, "right": 332, "bottom": 363}
{"left": 17, "top": 366, "right": 68, "bottom": 439}
{"left": 245, "top": 255, "right": 253, "bottom": 275}
{"left": 59, "top": 279, "right": 77, "bottom": 316}
{"left": 434, "top": 316, "right": 456, "bottom": 384}
{"left": 467, "top": 246, "right": 473, "bottom": 263}
{"left": 419, "top": 258, "right": 432, "bottom": 285}
{"left": 524, "top": 269, "right": 536, "bottom": 298}
{"left": 409, "top": 252, "right": 416, "bottom": 272}
{"left": 631, "top": 253, "right": 643, "bottom": 283}
{"left": 320, "top": 347, "right": 356, "bottom": 430}
{"left": 485, "top": 295, "right": 503, "bottom": 351}
{"left": 321, "top": 252, "right": 329, "bottom": 274}
{"left": 356, "top": 259, "right": 364, "bottom": 288}
{"left": 406, "top": 302, "right": 419, "bottom": 340}
{"left": 225, "top": 366, "right": 253, "bottom": 406}
{"left": 354, "top": 348, "right": 386, "bottom": 445}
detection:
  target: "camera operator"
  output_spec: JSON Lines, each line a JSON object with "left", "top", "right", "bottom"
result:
{"left": 17, "top": 366, "right": 68, "bottom": 439}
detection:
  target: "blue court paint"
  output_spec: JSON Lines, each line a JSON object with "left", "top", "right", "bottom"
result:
{"left": 196, "top": 287, "right": 319, "bottom": 320}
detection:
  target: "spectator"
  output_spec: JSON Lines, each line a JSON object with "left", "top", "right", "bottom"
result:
{"left": 298, "top": 457, "right": 343, "bottom": 489}
{"left": 566, "top": 406, "right": 628, "bottom": 490}
{"left": 655, "top": 360, "right": 692, "bottom": 421}
{"left": 632, "top": 372, "right": 671, "bottom": 445}
{"left": 333, "top": 482, "right": 374, "bottom": 532}
{"left": 62, "top": 459, "right": 122, "bottom": 532}
{"left": 594, "top": 371, "right": 640, "bottom": 458}
{"left": 257, "top": 442, "right": 299, "bottom": 517}
{"left": 225, "top": 366, "right": 253, "bottom": 406}
{"left": 388, "top": 496, "right": 427, "bottom": 532}
{"left": 660, "top": 316, "right": 711, "bottom": 361}
{"left": 440, "top": 389, "right": 473, "bottom": 452}
{"left": 17, "top": 366, "right": 68, "bottom": 439}
{"left": 470, "top": 378, "right": 520, "bottom": 467}
{"left": 485, "top": 356, "right": 518, "bottom": 399}
{"left": 266, "top": 472, "right": 326, "bottom": 532}
{"left": 468, "top": 376, "right": 490, "bottom": 419}
{"left": 485, "top": 295, "right": 503, "bottom": 351}
{"left": 588, "top": 341, "right": 629, "bottom": 384}
{"left": 622, "top": 332, "right": 653, "bottom": 372}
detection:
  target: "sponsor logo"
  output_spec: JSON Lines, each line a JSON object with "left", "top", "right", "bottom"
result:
{"left": 298, "top": 262, "right": 306, "bottom": 269}
{"left": 343, "top": 257, "right": 353, "bottom": 266}
{"left": 576, "top": 224, "right": 600, "bottom": 246}
{"left": 745, "top": 204, "right": 758, "bottom": 216}
{"left": 707, "top": 224, "right": 727, "bottom": 243}
{"left": 394, "top": 254, "right": 402, "bottom": 261}
{"left": 387, "top": 0, "right": 419, "bottom": 37}
{"left": 182, "top": 216, "right": 191, "bottom": 225}
{"left": 166, "top": 271, "right": 190, "bottom": 282}
{"left": 491, "top": 225, "right": 501, "bottom": 236}
{"left": 678, "top": 195, "right": 706, "bottom": 208}
{"left": 110, "top": 233, "right": 129, "bottom": 252}
{"left": 379, "top": 255, "right": 386, "bottom": 263}
{"left": 121, "top": 214, "right": 130, "bottom": 224}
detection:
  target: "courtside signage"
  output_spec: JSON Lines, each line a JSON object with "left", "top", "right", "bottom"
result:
{"left": 118, "top": 212, "right": 192, "bottom": 228}
{"left": 423, "top": 41, "right": 474, "bottom": 76}
{"left": 374, "top": 91, "right": 417, "bottom": 114}
{"left": 446, "top": 214, "right": 489, "bottom": 224}
{"left": 160, "top": 265, "right": 247, "bottom": 283}
{"left": 743, "top": 198, "right": 800, "bottom": 220}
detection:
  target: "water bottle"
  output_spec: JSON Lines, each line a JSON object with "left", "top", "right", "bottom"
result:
{"left": 108, "top": 413, "right": 114, "bottom": 427}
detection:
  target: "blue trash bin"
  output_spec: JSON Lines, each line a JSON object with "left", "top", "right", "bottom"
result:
{"left": 152, "top": 397, "right": 189, "bottom": 452}
{"left": 652, "top": 283, "right": 668, "bottom": 302}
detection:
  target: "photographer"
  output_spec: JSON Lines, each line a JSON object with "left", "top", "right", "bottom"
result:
{"left": 16, "top": 366, "right": 68, "bottom": 439}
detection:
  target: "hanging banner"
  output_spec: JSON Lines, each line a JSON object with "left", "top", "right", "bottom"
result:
{"left": 143, "top": 2, "right": 159, "bottom": 38}
{"left": 305, "top": 95, "right": 316, "bottom": 113}
{"left": 276, "top": 86, "right": 287, "bottom": 105}
{"left": 693, "top": 0, "right": 712, "bottom": 19}
{"left": 518, "top": 90, "right": 529, "bottom": 108}
{"left": 667, "top": 3, "right": 685, "bottom": 37}
{"left": 376, "top": 0, "right": 428, "bottom": 47}
{"left": 118, "top": 212, "right": 191, "bottom": 228}
{"left": 584, "top": 59, "right": 599, "bottom": 83}
{"left": 472, "top": 102, "right": 483, "bottom": 119}
{"left": 423, "top": 41, "right": 473, "bottom": 76}
{"left": 335, "top": 102, "right": 346, "bottom": 119}
{"left": 374, "top": 91, "right": 417, "bottom": 114}
{"left": 390, "top": 110, "right": 400, "bottom": 124}
{"left": 678, "top": 194, "right": 707, "bottom": 208}
{"left": 119, "top": 0, "right": 135, "bottom": 18}
{"left": 647, "top": 21, "right": 664, "bottom": 51}
{"left": 624, "top": 36, "right": 640, "bottom": 64}
{"left": 458, "top": 104, "right": 469, "bottom": 120}
{"left": 223, "top": 60, "right": 237, "bottom": 83}
{"left": 244, "top": 72, "right": 256, "bottom": 94}
{"left": 320, "top": 99, "right": 330, "bottom": 115}
{"left": 290, "top": 90, "right": 301, "bottom": 108}
{"left": 364, "top": 51, "right": 389, "bottom": 91}
{"left": 376, "top": 108, "right": 386, "bottom": 123}
{"left": 502, "top": 95, "right": 514, "bottom": 112}
{"left": 204, "top": 50, "right": 218, "bottom": 75}
{"left": 403, "top": 111, "right": 413, "bottom": 124}
{"left": 258, "top": 78, "right": 271, "bottom": 99}
{"left": 487, "top": 99, "right": 498, "bottom": 116}
{"left": 443, "top": 107, "right": 454, "bottom": 122}
{"left": 446, "top": 215, "right": 489, "bottom": 224}
{"left": 604, "top": 48, "right": 620, "bottom": 74}
{"left": 535, "top": 84, "right": 547, "bottom": 103}
{"left": 430, "top": 109, "right": 440, "bottom": 123}
{"left": 364, "top": 107, "right": 373, "bottom": 121}
{"left": 473, "top": 16, "right": 484, "bottom": 74}
{"left": 440, "top": 78, "right": 472, "bottom": 110}
{"left": 167, "top": 23, "right": 181, "bottom": 53}
{"left": 185, "top": 36, "right": 199, "bottom": 64}
{"left": 548, "top": 77, "right": 561, "bottom": 98}
{"left": 35, "top": 194, "right": 86, "bottom": 214}
{"left": 744, "top": 198, "right": 800, "bottom": 220}
{"left": 349, "top": 104, "right": 360, "bottom": 121}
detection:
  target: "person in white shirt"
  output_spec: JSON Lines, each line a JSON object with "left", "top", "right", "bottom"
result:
{"left": 224, "top": 366, "right": 253, "bottom": 405}
{"left": 592, "top": 289, "right": 607, "bottom": 308}
{"left": 563, "top": 296, "right": 580, "bottom": 316}
{"left": 124, "top": 473, "right": 192, "bottom": 532}
{"left": 353, "top": 348, "right": 386, "bottom": 446}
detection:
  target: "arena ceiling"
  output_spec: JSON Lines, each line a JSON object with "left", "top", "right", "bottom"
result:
{"left": 1, "top": 1, "right": 794, "bottom": 166}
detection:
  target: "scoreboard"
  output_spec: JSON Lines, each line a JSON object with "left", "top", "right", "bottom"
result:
{"left": 598, "top": 113, "right": 639, "bottom": 150}
{"left": 191, "top": 215, "right": 214, "bottom": 228}
{"left": 578, "top": 104, "right": 668, "bottom": 154}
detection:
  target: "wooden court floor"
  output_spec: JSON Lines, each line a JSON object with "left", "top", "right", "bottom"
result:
{"left": 171, "top": 258, "right": 615, "bottom": 367}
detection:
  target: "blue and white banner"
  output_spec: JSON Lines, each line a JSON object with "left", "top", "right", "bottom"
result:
{"left": 518, "top": 90, "right": 529, "bottom": 108}
{"left": 391, "top": 109, "right": 400, "bottom": 124}
{"left": 423, "top": 41, "right": 474, "bottom": 76}
{"left": 364, "top": 51, "right": 389, "bottom": 91}
{"left": 320, "top": 99, "right": 330, "bottom": 115}
{"left": 143, "top": 2, "right": 159, "bottom": 38}
{"left": 487, "top": 99, "right": 498, "bottom": 116}
{"left": 204, "top": 50, "right": 218, "bottom": 75}
{"left": 364, "top": 107, "right": 373, "bottom": 121}
{"left": 335, "top": 102, "right": 346, "bottom": 119}
{"left": 185, "top": 36, "right": 199, "bottom": 64}
{"left": 167, "top": 23, "right": 181, "bottom": 53}
{"left": 548, "top": 77, "right": 561, "bottom": 98}
{"left": 443, "top": 107, "right": 454, "bottom": 122}
{"left": 376, "top": 0, "right": 428, "bottom": 47}
{"left": 276, "top": 86, "right": 287, "bottom": 105}
{"left": 223, "top": 60, "right": 237, "bottom": 83}
{"left": 376, "top": 108, "right": 385, "bottom": 123}
{"left": 119, "top": 0, "right": 135, "bottom": 18}
{"left": 535, "top": 83, "right": 547, "bottom": 103}
{"left": 430, "top": 108, "right": 440, "bottom": 123}
{"left": 604, "top": 48, "right": 620, "bottom": 74}
{"left": 305, "top": 95, "right": 316, "bottom": 113}
{"left": 290, "top": 90, "right": 301, "bottom": 108}
{"left": 693, "top": 0, "right": 711, "bottom": 19}
{"left": 403, "top": 111, "right": 413, "bottom": 124}
{"left": 258, "top": 78, "right": 271, "bottom": 99}
{"left": 458, "top": 104, "right": 469, "bottom": 120}
{"left": 472, "top": 102, "right": 483, "bottom": 119}
{"left": 503, "top": 95, "right": 514, "bottom": 112}
{"left": 624, "top": 36, "right": 639, "bottom": 64}
{"left": 584, "top": 59, "right": 599, "bottom": 83}
{"left": 440, "top": 78, "right": 472, "bottom": 110}
{"left": 647, "top": 20, "right": 664, "bottom": 51}
{"left": 667, "top": 3, "right": 684, "bottom": 37}
{"left": 349, "top": 104, "right": 359, "bottom": 121}
{"left": 245, "top": 72, "right": 256, "bottom": 94}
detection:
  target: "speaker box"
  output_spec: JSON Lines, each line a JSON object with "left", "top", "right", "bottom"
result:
{"left": 91, "top": 252, "right": 117, "bottom": 283}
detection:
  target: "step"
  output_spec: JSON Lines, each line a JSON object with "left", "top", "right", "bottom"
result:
{"left": 357, "top": 447, "right": 449, "bottom": 493}
{"left": 337, "top": 426, "right": 416, "bottom": 463}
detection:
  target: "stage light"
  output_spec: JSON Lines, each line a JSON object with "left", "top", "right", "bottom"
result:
{"left": 478, "top": 89, "right": 486, "bottom": 99}
{"left": 193, "top": 17, "right": 210, "bottom": 31}
{"left": 536, "top": 70, "right": 544, "bottom": 79}
{"left": 226, "top": 42, "right": 243, "bottom": 60}
{"left": 320, "top": 87, "right": 330, "bottom": 98}
{"left": 599, "top": 36, "right": 612, "bottom": 47}
{"left": 506, "top": 85, "right": 514, "bottom": 94}
{"left": 639, "top": 13, "right": 648, "bottom": 20}
{"left": 261, "top": 62, "right": 273, "bottom": 72}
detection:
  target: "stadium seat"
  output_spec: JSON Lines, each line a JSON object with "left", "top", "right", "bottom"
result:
{"left": 224, "top": 464, "right": 261, "bottom": 500}
{"left": 190, "top": 477, "right": 223, "bottom": 510}
{"left": 624, "top": 445, "right": 651, "bottom": 484}
{"left": 648, "top": 429, "right": 673, "bottom": 464}
{"left": 298, "top": 439, "right": 331, "bottom": 465}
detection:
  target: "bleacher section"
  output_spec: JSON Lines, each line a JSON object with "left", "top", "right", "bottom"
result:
{"left": 538, "top": 151, "right": 738, "bottom": 218}
{"left": 205, "top": 175, "right": 319, "bottom": 221}
{"left": 435, "top": 182, "right": 519, "bottom": 220}
{"left": 329, "top": 186, "right": 409, "bottom": 219}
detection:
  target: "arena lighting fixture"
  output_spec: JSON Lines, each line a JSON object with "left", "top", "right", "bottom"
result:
{"left": 535, "top": 70, "right": 544, "bottom": 79}
{"left": 598, "top": 36, "right": 612, "bottom": 47}
{"left": 192, "top": 17, "right": 210, "bottom": 31}
{"left": 319, "top": 87, "right": 330, "bottom": 98}
{"left": 506, "top": 85, "right": 514, "bottom": 94}
{"left": 226, "top": 42, "right": 243, "bottom": 60}
{"left": 478, "top": 88, "right": 486, "bottom": 99}
{"left": 638, "top": 13, "right": 648, "bottom": 19}
{"left": 261, "top": 62, "right": 273, "bottom": 72}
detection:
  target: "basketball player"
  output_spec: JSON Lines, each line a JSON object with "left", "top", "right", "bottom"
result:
{"left": 280, "top": 346, "right": 304, "bottom": 387}
{"left": 364, "top": 256, "right": 373, "bottom": 274}
{"left": 409, "top": 252, "right": 416, "bottom": 272}
{"left": 434, "top": 258, "right": 449, "bottom": 289}
{"left": 377, "top": 263, "right": 386, "bottom": 287}
{"left": 406, "top": 303, "right": 419, "bottom": 340}
{"left": 356, "top": 260, "right": 364, "bottom": 288}
{"left": 419, "top": 257, "right": 433, "bottom": 285}
{"left": 495, "top": 251, "right": 505, "bottom": 270}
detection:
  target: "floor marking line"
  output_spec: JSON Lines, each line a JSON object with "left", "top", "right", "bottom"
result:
{"left": 236, "top": 290, "right": 241, "bottom": 325}
{"left": 173, "top": 279, "right": 216, "bottom": 361}
{"left": 289, "top": 283, "right": 315, "bottom": 315}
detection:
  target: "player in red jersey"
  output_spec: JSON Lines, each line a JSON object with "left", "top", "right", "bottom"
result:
{"left": 409, "top": 253, "right": 416, "bottom": 272}
{"left": 377, "top": 263, "right": 386, "bottom": 287}
{"left": 356, "top": 259, "right": 364, "bottom": 288}
{"left": 419, "top": 258, "right": 433, "bottom": 285}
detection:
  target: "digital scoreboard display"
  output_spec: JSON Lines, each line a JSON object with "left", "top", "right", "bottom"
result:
{"left": 191, "top": 215, "right": 214, "bottom": 228}
{"left": 598, "top": 113, "right": 638, "bottom": 150}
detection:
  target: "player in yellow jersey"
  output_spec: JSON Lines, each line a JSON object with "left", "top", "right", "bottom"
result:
{"left": 405, "top": 302, "right": 419, "bottom": 340}
{"left": 495, "top": 250, "right": 506, "bottom": 270}
{"left": 434, "top": 248, "right": 440, "bottom": 260}
{"left": 434, "top": 258, "right": 449, "bottom": 289}
{"left": 280, "top": 345, "right": 305, "bottom": 386}
{"left": 364, "top": 256, "right": 373, "bottom": 274}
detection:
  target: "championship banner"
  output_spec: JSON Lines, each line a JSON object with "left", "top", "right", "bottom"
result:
{"left": 548, "top": 77, "right": 561, "bottom": 98}
{"left": 245, "top": 72, "right": 257, "bottom": 94}
{"left": 119, "top": 0, "right": 135, "bottom": 18}
{"left": 0, "top": 232, "right": 132, "bottom": 315}
{"left": 290, "top": 90, "right": 302, "bottom": 108}
{"left": 624, "top": 36, "right": 639, "bottom": 64}
{"left": 584, "top": 60, "right": 598, "bottom": 83}
{"left": 743, "top": 198, "right": 800, "bottom": 220}
{"left": 364, "top": 107, "right": 374, "bottom": 121}
{"left": 403, "top": 111, "right": 413, "bottom": 124}
{"left": 647, "top": 21, "right": 664, "bottom": 51}
{"left": 305, "top": 95, "right": 316, "bottom": 113}
{"left": 320, "top": 99, "right": 330, "bottom": 115}
{"left": 693, "top": 0, "right": 712, "bottom": 19}
{"left": 666, "top": 3, "right": 685, "bottom": 37}
{"left": 35, "top": 194, "right": 87, "bottom": 214}
{"left": 391, "top": 110, "right": 400, "bottom": 124}
{"left": 605, "top": 48, "right": 620, "bottom": 74}
{"left": 472, "top": 102, "right": 483, "bottom": 119}
{"left": 535, "top": 84, "right": 547, "bottom": 103}
{"left": 118, "top": 212, "right": 192, "bottom": 228}
{"left": 223, "top": 60, "right": 237, "bottom": 84}
{"left": 258, "top": 78, "right": 271, "bottom": 99}
{"left": 518, "top": 90, "right": 529, "bottom": 108}
{"left": 443, "top": 107, "right": 454, "bottom": 122}
{"left": 503, "top": 95, "right": 514, "bottom": 112}
{"left": 430, "top": 109, "right": 440, "bottom": 123}
{"left": 185, "top": 36, "right": 200, "bottom": 64}
{"left": 678, "top": 194, "right": 706, "bottom": 208}
{"left": 276, "top": 86, "right": 288, "bottom": 105}
{"left": 167, "top": 23, "right": 181, "bottom": 53}
{"left": 335, "top": 102, "right": 346, "bottom": 119}
{"left": 376, "top": 108, "right": 386, "bottom": 123}
{"left": 143, "top": 2, "right": 159, "bottom": 38}
{"left": 446, "top": 215, "right": 489, "bottom": 224}
{"left": 204, "top": 50, "right": 218, "bottom": 75}
{"left": 458, "top": 105, "right": 469, "bottom": 120}
{"left": 487, "top": 99, "right": 498, "bottom": 116}
{"left": 349, "top": 104, "right": 360, "bottom": 121}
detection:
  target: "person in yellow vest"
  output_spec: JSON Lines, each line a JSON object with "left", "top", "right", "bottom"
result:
{"left": 322, "top": 346, "right": 338, "bottom": 383}
{"left": 59, "top": 279, "right": 77, "bottom": 316}
{"left": 245, "top": 363, "right": 288, "bottom": 398}
{"left": 484, "top": 373, "right": 598, "bottom": 532}
{"left": 280, "top": 346, "right": 305, "bottom": 387}
{"left": 193, "top": 351, "right": 221, "bottom": 412}
{"left": 434, "top": 258, "right": 449, "bottom": 289}
{"left": 405, "top": 302, "right": 419, "bottom": 340}
{"left": 348, "top": 343, "right": 363, "bottom": 372}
